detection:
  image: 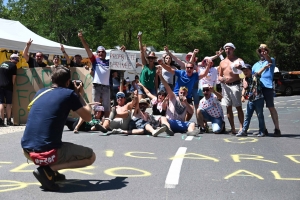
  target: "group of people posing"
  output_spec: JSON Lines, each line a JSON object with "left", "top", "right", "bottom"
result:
{"left": 16, "top": 31, "right": 281, "bottom": 191}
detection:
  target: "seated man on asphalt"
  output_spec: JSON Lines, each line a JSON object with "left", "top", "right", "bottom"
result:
{"left": 97, "top": 91, "right": 137, "bottom": 133}
{"left": 108, "top": 97, "right": 167, "bottom": 137}
{"left": 197, "top": 84, "right": 225, "bottom": 134}
{"left": 21, "top": 67, "right": 95, "bottom": 191}
{"left": 157, "top": 67, "right": 199, "bottom": 136}
{"left": 65, "top": 103, "right": 105, "bottom": 133}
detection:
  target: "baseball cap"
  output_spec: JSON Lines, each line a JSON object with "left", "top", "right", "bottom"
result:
{"left": 97, "top": 46, "right": 106, "bottom": 52}
{"left": 241, "top": 64, "right": 252, "bottom": 70}
{"left": 202, "top": 83, "right": 210, "bottom": 88}
{"left": 10, "top": 53, "right": 19, "bottom": 58}
{"left": 94, "top": 105, "right": 104, "bottom": 112}
{"left": 223, "top": 43, "right": 236, "bottom": 50}
{"left": 116, "top": 92, "right": 125, "bottom": 98}
{"left": 139, "top": 98, "right": 149, "bottom": 105}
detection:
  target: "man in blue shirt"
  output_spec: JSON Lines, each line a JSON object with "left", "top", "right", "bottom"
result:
{"left": 252, "top": 44, "right": 281, "bottom": 137}
{"left": 21, "top": 67, "right": 95, "bottom": 191}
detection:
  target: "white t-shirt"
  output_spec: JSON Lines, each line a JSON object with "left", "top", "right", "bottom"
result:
{"left": 198, "top": 66, "right": 218, "bottom": 88}
{"left": 199, "top": 93, "right": 224, "bottom": 120}
{"left": 166, "top": 96, "right": 187, "bottom": 121}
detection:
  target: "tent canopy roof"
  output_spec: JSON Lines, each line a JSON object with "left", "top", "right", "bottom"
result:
{"left": 0, "top": 18, "right": 88, "bottom": 57}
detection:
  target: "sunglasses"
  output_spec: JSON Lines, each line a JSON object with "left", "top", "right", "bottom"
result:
{"left": 117, "top": 96, "right": 125, "bottom": 99}
{"left": 203, "top": 88, "right": 210, "bottom": 92}
{"left": 186, "top": 67, "right": 193, "bottom": 70}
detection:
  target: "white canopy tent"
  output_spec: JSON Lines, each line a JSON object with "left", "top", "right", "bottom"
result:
{"left": 0, "top": 18, "right": 88, "bottom": 57}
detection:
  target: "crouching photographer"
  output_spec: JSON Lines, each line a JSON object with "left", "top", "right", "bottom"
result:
{"left": 21, "top": 67, "right": 96, "bottom": 191}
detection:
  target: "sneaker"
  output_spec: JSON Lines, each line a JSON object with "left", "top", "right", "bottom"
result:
{"left": 274, "top": 128, "right": 281, "bottom": 137}
{"left": 111, "top": 128, "right": 128, "bottom": 136}
{"left": 199, "top": 127, "right": 205, "bottom": 134}
{"left": 33, "top": 166, "right": 60, "bottom": 191}
{"left": 94, "top": 124, "right": 108, "bottom": 133}
{"left": 220, "top": 121, "right": 226, "bottom": 134}
{"left": 187, "top": 129, "right": 199, "bottom": 136}
{"left": 236, "top": 130, "right": 247, "bottom": 137}
{"left": 0, "top": 118, "right": 4, "bottom": 127}
{"left": 54, "top": 171, "right": 66, "bottom": 182}
{"left": 6, "top": 118, "right": 13, "bottom": 126}
{"left": 162, "top": 125, "right": 174, "bottom": 136}
{"left": 264, "top": 129, "right": 269, "bottom": 136}
{"left": 257, "top": 132, "right": 265, "bottom": 137}
{"left": 152, "top": 126, "right": 167, "bottom": 137}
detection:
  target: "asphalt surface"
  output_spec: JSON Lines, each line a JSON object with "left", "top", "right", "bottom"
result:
{"left": 0, "top": 95, "right": 300, "bottom": 200}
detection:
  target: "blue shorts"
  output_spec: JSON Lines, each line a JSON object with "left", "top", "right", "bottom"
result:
{"left": 200, "top": 109, "right": 223, "bottom": 133}
{"left": 167, "top": 119, "right": 191, "bottom": 133}
{"left": 0, "top": 89, "right": 13, "bottom": 104}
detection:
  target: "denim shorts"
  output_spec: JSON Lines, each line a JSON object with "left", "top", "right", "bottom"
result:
{"left": 167, "top": 119, "right": 191, "bottom": 133}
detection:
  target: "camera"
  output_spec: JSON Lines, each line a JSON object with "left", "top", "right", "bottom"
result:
{"left": 69, "top": 80, "right": 83, "bottom": 90}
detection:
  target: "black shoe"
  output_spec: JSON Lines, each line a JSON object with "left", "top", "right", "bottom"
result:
{"left": 95, "top": 124, "right": 108, "bottom": 133}
{"left": 264, "top": 129, "right": 269, "bottom": 136}
{"left": 33, "top": 166, "right": 60, "bottom": 191}
{"left": 274, "top": 128, "right": 281, "bottom": 137}
{"left": 6, "top": 118, "right": 13, "bottom": 126}
{"left": 199, "top": 127, "right": 205, "bottom": 134}
{"left": 162, "top": 125, "right": 174, "bottom": 136}
{"left": 0, "top": 118, "right": 4, "bottom": 126}
{"left": 54, "top": 171, "right": 66, "bottom": 182}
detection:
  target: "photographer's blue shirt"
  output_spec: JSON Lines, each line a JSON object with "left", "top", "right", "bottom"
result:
{"left": 21, "top": 87, "right": 83, "bottom": 152}
{"left": 252, "top": 57, "right": 275, "bottom": 89}
{"left": 173, "top": 70, "right": 199, "bottom": 98}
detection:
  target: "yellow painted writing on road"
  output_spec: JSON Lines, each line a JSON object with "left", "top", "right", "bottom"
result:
{"left": 10, "top": 163, "right": 34, "bottom": 173}
{"left": 285, "top": 155, "right": 300, "bottom": 164}
{"left": 124, "top": 152, "right": 157, "bottom": 159}
{"left": 224, "top": 138, "right": 258, "bottom": 144}
{"left": 104, "top": 167, "right": 151, "bottom": 177}
{"left": 231, "top": 154, "right": 278, "bottom": 163}
{"left": 106, "top": 150, "right": 114, "bottom": 157}
{"left": 271, "top": 171, "right": 300, "bottom": 180}
{"left": 224, "top": 170, "right": 264, "bottom": 180}
{"left": 170, "top": 153, "right": 219, "bottom": 162}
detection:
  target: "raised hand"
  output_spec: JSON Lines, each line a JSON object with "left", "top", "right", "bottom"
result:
{"left": 78, "top": 31, "right": 83, "bottom": 38}
{"left": 27, "top": 38, "right": 33, "bottom": 46}
{"left": 164, "top": 45, "right": 169, "bottom": 53}
{"left": 193, "top": 49, "right": 199, "bottom": 54}
{"left": 216, "top": 47, "right": 224, "bottom": 55}
{"left": 120, "top": 45, "right": 126, "bottom": 52}
{"left": 157, "top": 58, "right": 163, "bottom": 65}
{"left": 60, "top": 44, "right": 65, "bottom": 52}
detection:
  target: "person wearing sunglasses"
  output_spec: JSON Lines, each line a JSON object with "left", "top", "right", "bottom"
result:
{"left": 137, "top": 33, "right": 158, "bottom": 101}
{"left": 197, "top": 84, "right": 225, "bottom": 134}
{"left": 0, "top": 53, "right": 18, "bottom": 126}
{"left": 96, "top": 91, "right": 138, "bottom": 134}
{"left": 157, "top": 67, "right": 199, "bottom": 136}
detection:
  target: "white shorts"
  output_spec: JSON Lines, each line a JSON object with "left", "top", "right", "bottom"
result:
{"left": 221, "top": 83, "right": 242, "bottom": 107}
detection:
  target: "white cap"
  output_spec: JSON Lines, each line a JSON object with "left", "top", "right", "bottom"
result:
{"left": 223, "top": 43, "right": 236, "bottom": 50}
{"left": 10, "top": 53, "right": 19, "bottom": 58}
{"left": 97, "top": 46, "right": 106, "bottom": 52}
{"left": 202, "top": 83, "right": 210, "bottom": 88}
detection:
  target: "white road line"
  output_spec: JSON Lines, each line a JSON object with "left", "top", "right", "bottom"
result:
{"left": 165, "top": 147, "right": 187, "bottom": 189}
{"left": 185, "top": 136, "right": 194, "bottom": 141}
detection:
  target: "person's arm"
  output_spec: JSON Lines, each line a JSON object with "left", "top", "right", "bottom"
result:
{"left": 74, "top": 82, "right": 92, "bottom": 121}
{"left": 137, "top": 82, "right": 156, "bottom": 99}
{"left": 78, "top": 31, "right": 94, "bottom": 59}
{"left": 261, "top": 49, "right": 272, "bottom": 63}
{"left": 257, "top": 63, "right": 272, "bottom": 75}
{"left": 74, "top": 117, "right": 85, "bottom": 132}
{"left": 211, "top": 86, "right": 222, "bottom": 100}
{"left": 138, "top": 34, "right": 147, "bottom": 66}
{"left": 182, "top": 97, "right": 194, "bottom": 115}
{"left": 164, "top": 45, "right": 185, "bottom": 69}
{"left": 154, "top": 72, "right": 158, "bottom": 92}
{"left": 127, "top": 90, "right": 138, "bottom": 110}
{"left": 161, "top": 95, "right": 169, "bottom": 110}
{"left": 60, "top": 44, "right": 71, "bottom": 64}
{"left": 158, "top": 59, "right": 175, "bottom": 75}
{"left": 199, "top": 60, "right": 211, "bottom": 79}
{"left": 241, "top": 87, "right": 246, "bottom": 103}
{"left": 12, "top": 75, "right": 16, "bottom": 86}
{"left": 189, "top": 49, "right": 199, "bottom": 64}
{"left": 157, "top": 66, "right": 175, "bottom": 100}
{"left": 23, "top": 38, "right": 33, "bottom": 62}
{"left": 218, "top": 63, "right": 226, "bottom": 83}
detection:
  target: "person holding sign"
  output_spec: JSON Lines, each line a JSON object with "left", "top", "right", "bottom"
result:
{"left": 137, "top": 32, "right": 158, "bottom": 101}
{"left": 78, "top": 31, "right": 111, "bottom": 118}
{"left": 218, "top": 43, "right": 244, "bottom": 135}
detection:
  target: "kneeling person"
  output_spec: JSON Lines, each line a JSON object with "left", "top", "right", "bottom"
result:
{"left": 21, "top": 67, "right": 95, "bottom": 191}
{"left": 197, "top": 84, "right": 225, "bottom": 134}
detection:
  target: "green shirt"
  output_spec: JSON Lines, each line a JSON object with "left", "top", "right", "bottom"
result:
{"left": 140, "top": 64, "right": 156, "bottom": 89}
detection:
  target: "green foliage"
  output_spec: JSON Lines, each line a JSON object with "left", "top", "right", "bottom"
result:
{"left": 1, "top": 0, "right": 299, "bottom": 70}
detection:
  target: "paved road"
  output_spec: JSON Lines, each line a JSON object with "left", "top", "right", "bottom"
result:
{"left": 0, "top": 95, "right": 300, "bottom": 200}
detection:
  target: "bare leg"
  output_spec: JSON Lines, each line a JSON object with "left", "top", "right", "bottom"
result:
{"left": 236, "top": 106, "right": 244, "bottom": 132}
{"left": 102, "top": 119, "right": 110, "bottom": 129}
{"left": 104, "top": 111, "right": 110, "bottom": 118}
{"left": 187, "top": 122, "right": 195, "bottom": 132}
{"left": 196, "top": 109, "right": 204, "bottom": 127}
{"left": 5, "top": 104, "right": 12, "bottom": 119}
{"left": 185, "top": 105, "right": 194, "bottom": 121}
{"left": 74, "top": 117, "right": 84, "bottom": 133}
{"left": 226, "top": 106, "right": 235, "bottom": 133}
{"left": 145, "top": 124, "right": 155, "bottom": 133}
{"left": 268, "top": 107, "right": 280, "bottom": 129}
{"left": 50, "top": 152, "right": 96, "bottom": 171}
{"left": 0, "top": 104, "right": 4, "bottom": 119}
{"left": 160, "top": 117, "right": 171, "bottom": 129}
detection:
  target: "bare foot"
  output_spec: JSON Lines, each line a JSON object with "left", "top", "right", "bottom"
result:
{"left": 73, "top": 129, "right": 78, "bottom": 133}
